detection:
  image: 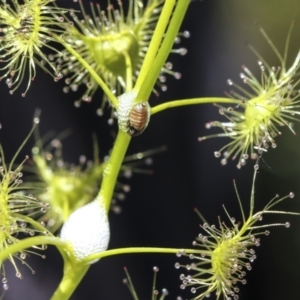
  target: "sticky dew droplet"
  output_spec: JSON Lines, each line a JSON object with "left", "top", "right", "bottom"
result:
{"left": 285, "top": 222, "right": 290, "bottom": 228}
{"left": 183, "top": 31, "right": 190, "bottom": 38}
{"left": 221, "top": 158, "right": 227, "bottom": 165}
{"left": 214, "top": 151, "right": 221, "bottom": 158}
{"left": 96, "top": 108, "right": 103, "bottom": 116}
{"left": 153, "top": 266, "right": 159, "bottom": 272}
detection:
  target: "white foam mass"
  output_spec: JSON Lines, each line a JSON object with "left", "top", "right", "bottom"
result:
{"left": 60, "top": 199, "right": 110, "bottom": 261}
{"left": 117, "top": 90, "right": 137, "bottom": 132}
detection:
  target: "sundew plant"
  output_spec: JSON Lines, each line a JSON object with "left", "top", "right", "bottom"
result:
{"left": 0, "top": 0, "right": 300, "bottom": 299}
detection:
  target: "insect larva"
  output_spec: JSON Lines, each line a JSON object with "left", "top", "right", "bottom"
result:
{"left": 128, "top": 102, "right": 150, "bottom": 136}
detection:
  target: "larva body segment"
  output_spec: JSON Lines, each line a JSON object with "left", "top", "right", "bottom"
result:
{"left": 117, "top": 92, "right": 150, "bottom": 136}
{"left": 128, "top": 102, "right": 151, "bottom": 136}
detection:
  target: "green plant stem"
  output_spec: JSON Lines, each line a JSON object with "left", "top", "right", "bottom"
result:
{"left": 123, "top": 51, "right": 133, "bottom": 91}
{"left": 97, "top": 130, "right": 131, "bottom": 212}
{"left": 151, "top": 98, "right": 241, "bottom": 115}
{"left": 53, "top": 34, "right": 118, "bottom": 108}
{"left": 14, "top": 213, "right": 55, "bottom": 234}
{"left": 83, "top": 247, "right": 204, "bottom": 264}
{"left": 48, "top": 2, "right": 191, "bottom": 299}
{"left": 135, "top": 0, "right": 176, "bottom": 91}
{"left": 136, "top": 0, "right": 190, "bottom": 102}
{"left": 0, "top": 236, "right": 68, "bottom": 262}
{"left": 50, "top": 261, "right": 89, "bottom": 300}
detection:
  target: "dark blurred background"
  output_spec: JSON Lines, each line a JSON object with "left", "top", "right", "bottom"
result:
{"left": 1, "top": 0, "right": 300, "bottom": 299}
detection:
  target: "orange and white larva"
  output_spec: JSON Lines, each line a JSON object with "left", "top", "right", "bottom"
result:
{"left": 117, "top": 91, "right": 151, "bottom": 136}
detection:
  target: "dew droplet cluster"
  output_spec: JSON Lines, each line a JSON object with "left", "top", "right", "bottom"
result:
{"left": 199, "top": 25, "right": 300, "bottom": 168}
{"left": 123, "top": 266, "right": 172, "bottom": 300}
{"left": 54, "top": 0, "right": 189, "bottom": 115}
{"left": 0, "top": 0, "right": 67, "bottom": 96}
{"left": 175, "top": 167, "right": 296, "bottom": 299}
{"left": 0, "top": 121, "right": 50, "bottom": 292}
